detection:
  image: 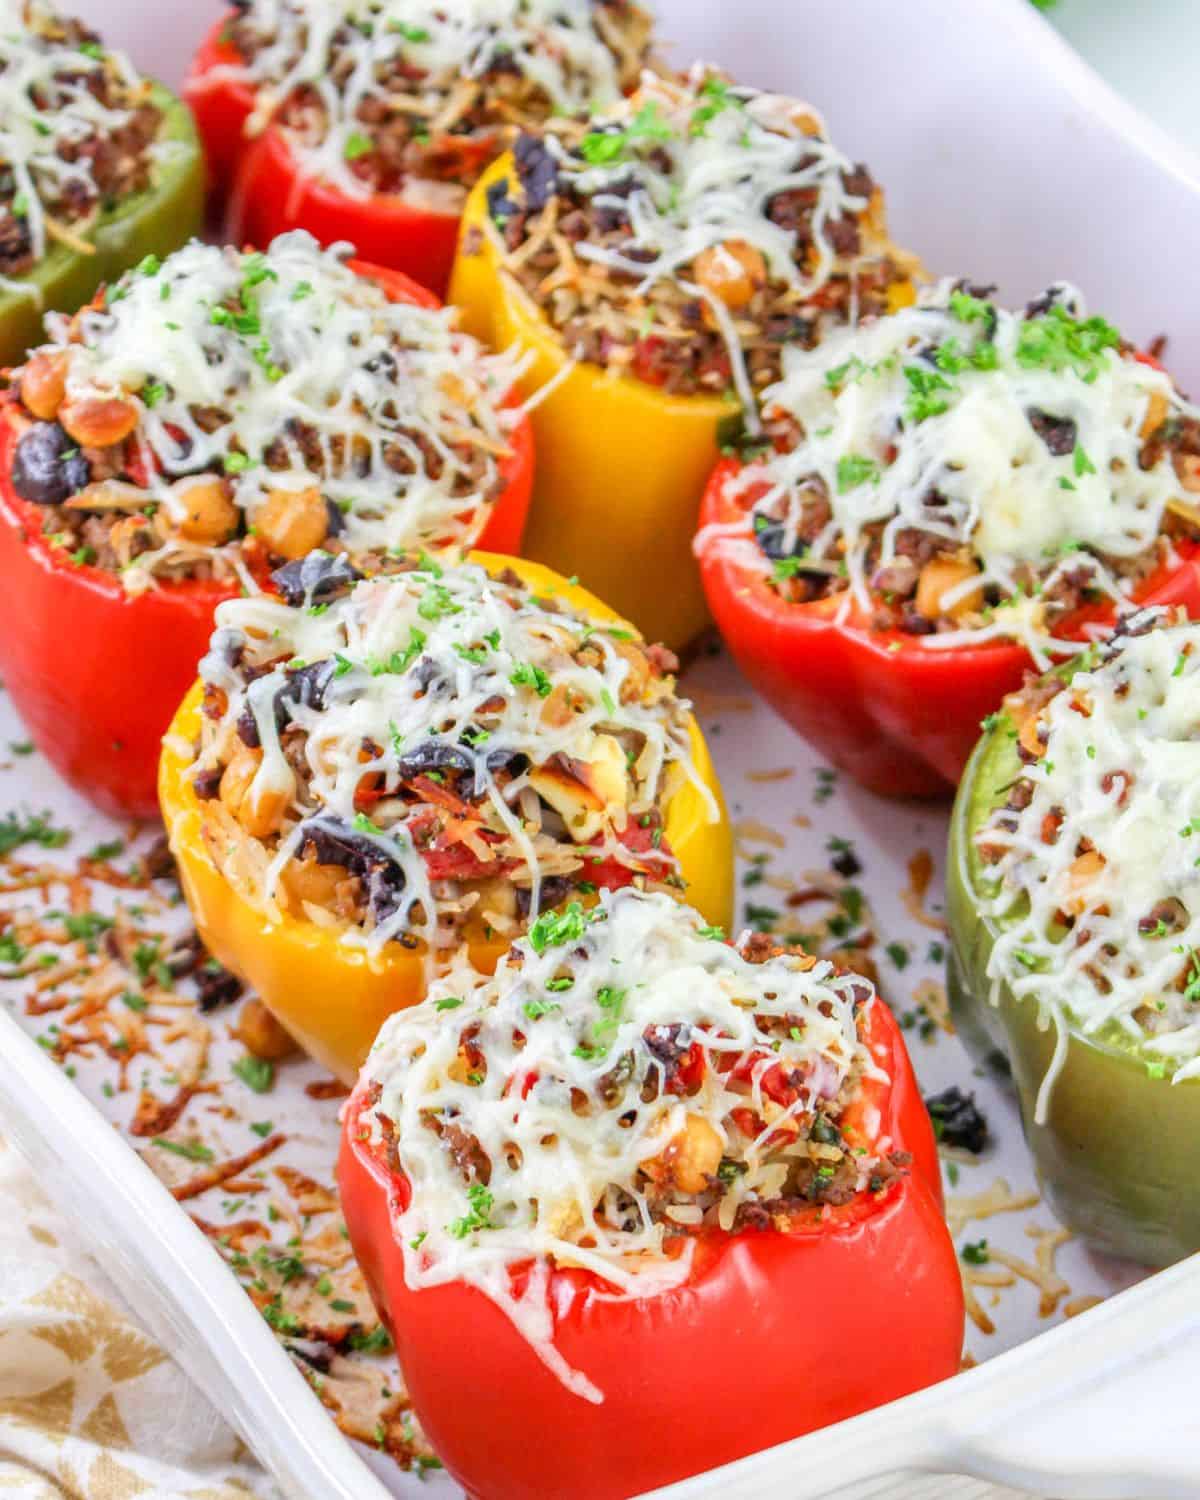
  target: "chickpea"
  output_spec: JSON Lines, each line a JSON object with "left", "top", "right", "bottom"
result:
{"left": 280, "top": 853, "right": 348, "bottom": 912}
{"left": 235, "top": 997, "right": 299, "bottom": 1061}
{"left": 59, "top": 394, "right": 139, "bottom": 448}
{"left": 20, "top": 350, "right": 68, "bottom": 420}
{"left": 1064, "top": 849, "right": 1105, "bottom": 915}
{"left": 219, "top": 743, "right": 293, "bottom": 837}
{"left": 694, "top": 239, "right": 767, "bottom": 313}
{"left": 646, "top": 1114, "right": 723, "bottom": 1194}
{"left": 915, "top": 556, "right": 983, "bottom": 621}
{"left": 174, "top": 476, "right": 240, "bottom": 544}
{"left": 789, "top": 107, "right": 823, "bottom": 137}
{"left": 219, "top": 742, "right": 261, "bottom": 819}
{"left": 255, "top": 485, "right": 328, "bottom": 561}
{"left": 1018, "top": 711, "right": 1047, "bottom": 761}
{"left": 1177, "top": 453, "right": 1200, "bottom": 495}
{"left": 1141, "top": 389, "right": 1169, "bottom": 441}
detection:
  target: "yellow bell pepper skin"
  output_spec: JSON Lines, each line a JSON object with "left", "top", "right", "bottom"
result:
{"left": 159, "top": 552, "right": 733, "bottom": 1083}
{"left": 450, "top": 156, "right": 734, "bottom": 652}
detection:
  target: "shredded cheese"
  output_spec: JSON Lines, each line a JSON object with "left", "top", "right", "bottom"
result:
{"left": 195, "top": 559, "right": 712, "bottom": 958}
{"left": 978, "top": 619, "right": 1200, "bottom": 1104}
{"left": 529, "top": 67, "right": 892, "bottom": 419}
{"left": 700, "top": 280, "right": 1198, "bottom": 659}
{"left": 39, "top": 233, "right": 518, "bottom": 583}
{"left": 211, "top": 0, "right": 637, "bottom": 196}
{"left": 362, "top": 887, "right": 880, "bottom": 1396}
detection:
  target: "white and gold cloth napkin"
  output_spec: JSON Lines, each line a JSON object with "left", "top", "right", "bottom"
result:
{"left": 0, "top": 1138, "right": 278, "bottom": 1500}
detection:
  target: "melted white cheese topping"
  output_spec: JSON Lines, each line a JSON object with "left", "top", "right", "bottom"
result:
{"left": 41, "top": 232, "right": 517, "bottom": 584}
{"left": 548, "top": 67, "right": 883, "bottom": 420}
{"left": 700, "top": 281, "right": 1195, "bottom": 659}
{"left": 212, "top": 0, "right": 630, "bottom": 196}
{"left": 979, "top": 620, "right": 1200, "bottom": 1106}
{"left": 362, "top": 887, "right": 876, "bottom": 1398}
{"left": 198, "top": 560, "right": 711, "bottom": 954}
{"left": 0, "top": 0, "right": 152, "bottom": 268}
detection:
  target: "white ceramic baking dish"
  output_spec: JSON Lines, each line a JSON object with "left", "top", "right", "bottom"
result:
{"left": 3, "top": 0, "right": 1200, "bottom": 1495}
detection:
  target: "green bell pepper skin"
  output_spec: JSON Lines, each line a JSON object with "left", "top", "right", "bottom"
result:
{"left": 948, "top": 704, "right": 1200, "bottom": 1267}
{"left": 0, "top": 83, "right": 204, "bottom": 368}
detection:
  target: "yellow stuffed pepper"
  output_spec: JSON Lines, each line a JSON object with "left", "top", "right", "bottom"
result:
{"left": 160, "top": 549, "right": 732, "bottom": 1081}
{"left": 450, "top": 67, "right": 917, "bottom": 650}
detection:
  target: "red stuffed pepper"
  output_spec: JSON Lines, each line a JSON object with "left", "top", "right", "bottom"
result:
{"left": 695, "top": 282, "right": 1200, "bottom": 798}
{"left": 339, "top": 887, "right": 963, "bottom": 1499}
{"left": 0, "top": 232, "right": 533, "bottom": 818}
{"left": 184, "top": 1, "right": 654, "bottom": 297}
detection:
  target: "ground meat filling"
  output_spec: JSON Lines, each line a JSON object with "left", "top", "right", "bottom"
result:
{"left": 3, "top": 234, "right": 516, "bottom": 584}
{"left": 361, "top": 888, "right": 904, "bottom": 1342}
{"left": 0, "top": 1, "right": 163, "bottom": 275}
{"left": 187, "top": 559, "right": 707, "bottom": 958}
{"left": 221, "top": 0, "right": 653, "bottom": 200}
{"left": 485, "top": 69, "right": 912, "bottom": 400}
{"left": 704, "top": 281, "right": 1200, "bottom": 648}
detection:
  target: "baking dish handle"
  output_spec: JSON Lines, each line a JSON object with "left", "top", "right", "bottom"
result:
{"left": 646, "top": 1245, "right": 1200, "bottom": 1499}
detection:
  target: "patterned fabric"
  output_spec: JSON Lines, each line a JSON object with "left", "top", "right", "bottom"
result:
{"left": 0, "top": 1139, "right": 278, "bottom": 1500}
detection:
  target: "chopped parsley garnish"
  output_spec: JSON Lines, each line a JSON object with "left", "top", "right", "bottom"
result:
{"left": 579, "top": 101, "right": 674, "bottom": 166}
{"left": 448, "top": 1182, "right": 496, "bottom": 1238}
{"left": 152, "top": 1137, "right": 213, "bottom": 1163}
{"left": 0, "top": 810, "right": 70, "bottom": 857}
{"left": 232, "top": 1055, "right": 275, "bottom": 1093}
{"left": 528, "top": 902, "right": 589, "bottom": 954}
{"left": 835, "top": 453, "right": 881, "bottom": 492}
{"left": 509, "top": 661, "right": 553, "bottom": 698}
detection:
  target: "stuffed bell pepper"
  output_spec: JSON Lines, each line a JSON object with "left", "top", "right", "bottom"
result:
{"left": 185, "top": 0, "right": 654, "bottom": 297}
{"left": 450, "top": 66, "right": 916, "bottom": 649}
{"left": 696, "top": 280, "right": 1200, "bottom": 797}
{"left": 339, "top": 886, "right": 964, "bottom": 1500}
{"left": 0, "top": 230, "right": 534, "bottom": 818}
{"left": 949, "top": 611, "right": 1200, "bottom": 1266}
{"left": 0, "top": 0, "right": 204, "bottom": 366}
{"left": 159, "top": 554, "right": 732, "bottom": 1080}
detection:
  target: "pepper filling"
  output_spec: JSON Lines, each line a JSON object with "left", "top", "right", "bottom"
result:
{"left": 482, "top": 67, "right": 912, "bottom": 403}
{"left": 0, "top": 0, "right": 164, "bottom": 276}
{"left": 4, "top": 233, "right": 517, "bottom": 587}
{"left": 978, "top": 612, "right": 1200, "bottom": 1086}
{"left": 216, "top": 0, "right": 653, "bottom": 203}
{"left": 360, "top": 888, "right": 893, "bottom": 1396}
{"left": 697, "top": 281, "right": 1200, "bottom": 656}
{"left": 189, "top": 559, "right": 711, "bottom": 960}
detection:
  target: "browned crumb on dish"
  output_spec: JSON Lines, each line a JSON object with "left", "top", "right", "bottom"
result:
{"left": 945, "top": 1178, "right": 1040, "bottom": 1240}
{"left": 0, "top": 817, "right": 438, "bottom": 1473}
{"left": 901, "top": 848, "right": 946, "bottom": 933}
{"left": 947, "top": 1179, "right": 1076, "bottom": 1335}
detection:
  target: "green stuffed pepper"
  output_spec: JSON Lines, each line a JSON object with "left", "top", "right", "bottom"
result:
{"left": 0, "top": 2, "right": 204, "bottom": 367}
{"left": 948, "top": 609, "right": 1200, "bottom": 1267}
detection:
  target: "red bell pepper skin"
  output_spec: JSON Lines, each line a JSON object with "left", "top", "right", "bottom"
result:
{"left": 0, "top": 261, "right": 532, "bottom": 819}
{"left": 697, "top": 457, "right": 1200, "bottom": 799}
{"left": 338, "top": 996, "right": 963, "bottom": 1500}
{"left": 185, "top": 18, "right": 464, "bottom": 298}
